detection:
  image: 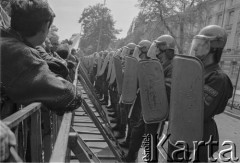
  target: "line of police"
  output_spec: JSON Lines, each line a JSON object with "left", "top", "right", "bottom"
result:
{"left": 81, "top": 25, "right": 233, "bottom": 162}
{"left": 0, "top": 0, "right": 234, "bottom": 162}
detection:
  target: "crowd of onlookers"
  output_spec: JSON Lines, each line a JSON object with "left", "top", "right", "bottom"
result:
{"left": 0, "top": 0, "right": 83, "bottom": 161}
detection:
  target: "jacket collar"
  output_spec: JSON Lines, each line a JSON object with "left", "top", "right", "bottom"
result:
{"left": 204, "top": 63, "right": 221, "bottom": 77}
{"left": 2, "top": 27, "right": 34, "bottom": 48}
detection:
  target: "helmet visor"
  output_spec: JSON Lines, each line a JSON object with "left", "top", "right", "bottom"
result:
{"left": 120, "top": 46, "right": 131, "bottom": 57}
{"left": 189, "top": 36, "right": 210, "bottom": 57}
{"left": 115, "top": 49, "right": 122, "bottom": 57}
{"left": 133, "top": 46, "right": 141, "bottom": 61}
{"left": 155, "top": 40, "right": 167, "bottom": 52}
{"left": 147, "top": 42, "right": 159, "bottom": 59}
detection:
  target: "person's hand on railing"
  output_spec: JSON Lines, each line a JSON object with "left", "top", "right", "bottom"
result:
{"left": 0, "top": 121, "right": 16, "bottom": 161}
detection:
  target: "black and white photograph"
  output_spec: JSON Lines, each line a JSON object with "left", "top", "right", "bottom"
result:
{"left": 0, "top": 0, "right": 240, "bottom": 162}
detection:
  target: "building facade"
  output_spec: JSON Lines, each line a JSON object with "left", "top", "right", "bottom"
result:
{"left": 206, "top": 0, "right": 240, "bottom": 55}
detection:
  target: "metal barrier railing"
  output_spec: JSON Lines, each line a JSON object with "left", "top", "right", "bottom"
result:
{"left": 3, "top": 59, "right": 124, "bottom": 162}
{"left": 49, "top": 62, "right": 80, "bottom": 162}
{"left": 2, "top": 63, "right": 81, "bottom": 162}
{"left": 3, "top": 103, "right": 42, "bottom": 162}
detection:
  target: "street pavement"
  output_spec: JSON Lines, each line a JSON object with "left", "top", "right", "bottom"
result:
{"left": 215, "top": 113, "right": 240, "bottom": 161}
{"left": 135, "top": 112, "right": 240, "bottom": 162}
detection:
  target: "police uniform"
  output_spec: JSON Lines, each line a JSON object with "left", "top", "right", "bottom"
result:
{"left": 200, "top": 63, "right": 233, "bottom": 161}
{"left": 90, "top": 60, "right": 97, "bottom": 84}
{"left": 100, "top": 60, "right": 109, "bottom": 104}
{"left": 167, "top": 63, "right": 233, "bottom": 162}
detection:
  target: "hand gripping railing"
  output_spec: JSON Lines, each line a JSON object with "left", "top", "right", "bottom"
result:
{"left": 2, "top": 62, "right": 90, "bottom": 162}
{"left": 3, "top": 103, "right": 42, "bottom": 162}
{"left": 49, "top": 62, "right": 101, "bottom": 163}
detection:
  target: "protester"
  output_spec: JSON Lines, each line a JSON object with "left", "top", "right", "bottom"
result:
{"left": 0, "top": 0, "right": 82, "bottom": 118}
{"left": 0, "top": 121, "right": 16, "bottom": 161}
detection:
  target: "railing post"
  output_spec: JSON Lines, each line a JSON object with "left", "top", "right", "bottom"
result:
{"left": 42, "top": 107, "right": 52, "bottom": 162}
{"left": 30, "top": 109, "right": 43, "bottom": 162}
{"left": 51, "top": 113, "right": 61, "bottom": 145}
{"left": 68, "top": 132, "right": 91, "bottom": 162}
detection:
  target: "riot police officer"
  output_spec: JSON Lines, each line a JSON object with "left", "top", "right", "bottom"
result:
{"left": 123, "top": 40, "right": 158, "bottom": 162}
{"left": 167, "top": 25, "right": 233, "bottom": 162}
{"left": 154, "top": 35, "right": 176, "bottom": 101}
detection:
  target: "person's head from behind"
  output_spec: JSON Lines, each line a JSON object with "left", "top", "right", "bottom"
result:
{"left": 155, "top": 35, "right": 175, "bottom": 64}
{"left": 56, "top": 43, "right": 70, "bottom": 60}
{"left": 71, "top": 49, "right": 76, "bottom": 55}
{"left": 11, "top": 0, "right": 55, "bottom": 47}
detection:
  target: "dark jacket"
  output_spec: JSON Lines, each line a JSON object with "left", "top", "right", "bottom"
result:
{"left": 0, "top": 28, "right": 81, "bottom": 116}
{"left": 163, "top": 60, "right": 173, "bottom": 103}
{"left": 35, "top": 46, "right": 69, "bottom": 78}
{"left": 203, "top": 64, "right": 233, "bottom": 149}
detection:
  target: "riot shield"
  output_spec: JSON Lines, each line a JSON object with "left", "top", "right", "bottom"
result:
{"left": 96, "top": 57, "right": 103, "bottom": 76}
{"left": 109, "top": 61, "right": 116, "bottom": 85}
{"left": 138, "top": 59, "right": 168, "bottom": 124}
{"left": 107, "top": 57, "right": 113, "bottom": 81}
{"left": 98, "top": 54, "right": 109, "bottom": 76}
{"left": 122, "top": 56, "right": 138, "bottom": 104}
{"left": 168, "top": 55, "right": 204, "bottom": 149}
{"left": 89, "top": 55, "right": 95, "bottom": 73}
{"left": 113, "top": 56, "right": 123, "bottom": 94}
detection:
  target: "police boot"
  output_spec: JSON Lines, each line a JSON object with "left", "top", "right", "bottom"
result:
{"left": 110, "top": 118, "right": 118, "bottom": 124}
{"left": 99, "top": 97, "right": 105, "bottom": 101}
{"left": 108, "top": 103, "right": 116, "bottom": 112}
{"left": 114, "top": 131, "right": 125, "bottom": 139}
{"left": 108, "top": 112, "right": 117, "bottom": 118}
{"left": 100, "top": 101, "right": 108, "bottom": 105}
{"left": 106, "top": 104, "right": 113, "bottom": 108}
{"left": 115, "top": 124, "right": 126, "bottom": 139}
{"left": 111, "top": 124, "right": 119, "bottom": 131}
{"left": 119, "top": 126, "right": 131, "bottom": 148}
{"left": 99, "top": 95, "right": 107, "bottom": 105}
{"left": 107, "top": 108, "right": 115, "bottom": 113}
{"left": 122, "top": 152, "right": 138, "bottom": 162}
{"left": 119, "top": 140, "right": 129, "bottom": 148}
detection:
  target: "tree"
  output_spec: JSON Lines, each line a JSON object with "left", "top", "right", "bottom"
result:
{"left": 136, "top": 0, "right": 209, "bottom": 54}
{"left": 79, "top": 3, "right": 120, "bottom": 55}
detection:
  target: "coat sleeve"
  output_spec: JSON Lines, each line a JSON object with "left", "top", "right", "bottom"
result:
{"left": 203, "top": 71, "right": 233, "bottom": 121}
{"left": 5, "top": 48, "right": 81, "bottom": 113}
{"left": 35, "top": 46, "right": 69, "bottom": 78}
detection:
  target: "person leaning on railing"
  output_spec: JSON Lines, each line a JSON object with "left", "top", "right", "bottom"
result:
{"left": 0, "top": 120, "right": 16, "bottom": 161}
{"left": 0, "top": 0, "right": 82, "bottom": 118}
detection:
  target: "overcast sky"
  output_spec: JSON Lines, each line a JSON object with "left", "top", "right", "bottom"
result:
{"left": 48, "top": 0, "right": 140, "bottom": 41}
